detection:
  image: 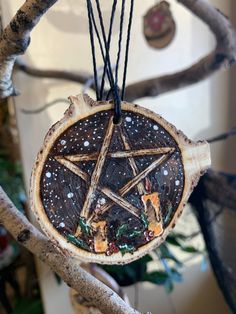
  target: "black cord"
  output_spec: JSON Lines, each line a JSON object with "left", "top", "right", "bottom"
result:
{"left": 121, "top": 0, "right": 134, "bottom": 100}
{"left": 94, "top": 0, "right": 122, "bottom": 124}
{"left": 86, "top": 0, "right": 135, "bottom": 124}
{"left": 95, "top": 0, "right": 118, "bottom": 101}
{"left": 89, "top": 4, "right": 113, "bottom": 94}
{"left": 86, "top": 0, "right": 99, "bottom": 100}
{"left": 115, "top": 0, "right": 126, "bottom": 86}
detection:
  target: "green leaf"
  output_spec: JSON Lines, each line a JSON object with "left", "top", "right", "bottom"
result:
{"left": 141, "top": 254, "right": 153, "bottom": 264}
{"left": 78, "top": 217, "right": 92, "bottom": 236}
{"left": 12, "top": 298, "right": 43, "bottom": 314}
{"left": 166, "top": 235, "right": 182, "bottom": 247}
{"left": 143, "top": 271, "right": 169, "bottom": 285}
{"left": 118, "top": 243, "right": 135, "bottom": 256}
{"left": 128, "top": 229, "right": 143, "bottom": 238}
{"left": 140, "top": 211, "right": 149, "bottom": 229}
{"left": 181, "top": 245, "right": 201, "bottom": 253}
{"left": 159, "top": 244, "right": 183, "bottom": 267}
{"left": 67, "top": 234, "right": 90, "bottom": 250}
{"left": 116, "top": 224, "right": 128, "bottom": 239}
{"left": 163, "top": 201, "right": 173, "bottom": 224}
{"left": 102, "top": 254, "right": 152, "bottom": 286}
{"left": 170, "top": 231, "right": 190, "bottom": 240}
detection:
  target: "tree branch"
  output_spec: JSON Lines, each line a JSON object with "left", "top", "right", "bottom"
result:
{"left": 0, "top": 0, "right": 58, "bottom": 98}
{"left": 0, "top": 186, "right": 140, "bottom": 314}
{"left": 125, "top": 0, "right": 236, "bottom": 101}
{"left": 200, "top": 171, "right": 236, "bottom": 210}
{"left": 12, "top": 0, "right": 236, "bottom": 102}
{"left": 15, "top": 59, "right": 90, "bottom": 86}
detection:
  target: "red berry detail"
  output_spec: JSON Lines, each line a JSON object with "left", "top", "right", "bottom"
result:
{"left": 144, "top": 230, "right": 149, "bottom": 237}
{"left": 109, "top": 242, "right": 119, "bottom": 253}
{"left": 113, "top": 246, "right": 119, "bottom": 253}
{"left": 148, "top": 230, "right": 154, "bottom": 239}
{"left": 106, "top": 249, "right": 113, "bottom": 256}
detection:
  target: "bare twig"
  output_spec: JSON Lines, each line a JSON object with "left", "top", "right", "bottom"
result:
{"left": 0, "top": 186, "right": 140, "bottom": 314}
{"left": 207, "top": 126, "right": 236, "bottom": 143}
{"left": 15, "top": 59, "right": 90, "bottom": 86}
{"left": 21, "top": 98, "right": 69, "bottom": 114}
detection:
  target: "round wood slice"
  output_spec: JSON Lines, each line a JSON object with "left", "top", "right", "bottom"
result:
{"left": 143, "top": 1, "right": 176, "bottom": 49}
{"left": 30, "top": 94, "right": 211, "bottom": 264}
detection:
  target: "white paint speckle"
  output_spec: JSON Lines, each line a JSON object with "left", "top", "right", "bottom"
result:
{"left": 59, "top": 222, "right": 65, "bottom": 228}
{"left": 175, "top": 180, "right": 180, "bottom": 186}
{"left": 125, "top": 117, "right": 132, "bottom": 122}
{"left": 153, "top": 125, "right": 159, "bottom": 130}
{"left": 99, "top": 198, "right": 106, "bottom": 205}
{"left": 60, "top": 140, "right": 66, "bottom": 145}
{"left": 46, "top": 172, "right": 52, "bottom": 178}
{"left": 84, "top": 141, "right": 90, "bottom": 147}
{"left": 163, "top": 170, "right": 168, "bottom": 176}
{"left": 67, "top": 192, "right": 74, "bottom": 199}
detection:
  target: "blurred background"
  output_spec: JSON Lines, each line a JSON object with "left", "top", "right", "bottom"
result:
{"left": 0, "top": 1, "right": 236, "bottom": 313}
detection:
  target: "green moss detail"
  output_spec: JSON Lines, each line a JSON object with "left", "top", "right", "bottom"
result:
{"left": 118, "top": 243, "right": 135, "bottom": 256}
{"left": 116, "top": 224, "right": 128, "bottom": 239}
{"left": 128, "top": 230, "right": 143, "bottom": 238}
{"left": 78, "top": 217, "right": 92, "bottom": 236}
{"left": 67, "top": 234, "right": 90, "bottom": 251}
{"left": 140, "top": 211, "right": 149, "bottom": 229}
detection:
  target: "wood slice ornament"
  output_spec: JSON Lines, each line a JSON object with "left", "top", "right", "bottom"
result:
{"left": 143, "top": 1, "right": 176, "bottom": 49}
{"left": 30, "top": 94, "right": 211, "bottom": 264}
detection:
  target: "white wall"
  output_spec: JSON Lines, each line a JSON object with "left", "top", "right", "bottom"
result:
{"left": 1, "top": 1, "right": 235, "bottom": 313}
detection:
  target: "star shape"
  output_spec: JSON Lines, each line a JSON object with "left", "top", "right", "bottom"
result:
{"left": 55, "top": 116, "right": 175, "bottom": 236}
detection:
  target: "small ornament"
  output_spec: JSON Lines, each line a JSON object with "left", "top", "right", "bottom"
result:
{"left": 143, "top": 1, "right": 176, "bottom": 49}
{"left": 30, "top": 94, "right": 210, "bottom": 264}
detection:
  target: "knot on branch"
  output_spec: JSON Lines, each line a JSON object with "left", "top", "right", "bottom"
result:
{"left": 17, "top": 228, "right": 31, "bottom": 243}
{"left": 1, "top": 30, "right": 31, "bottom": 55}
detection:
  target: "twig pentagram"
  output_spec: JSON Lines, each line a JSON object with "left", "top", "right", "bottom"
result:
{"left": 55, "top": 116, "right": 175, "bottom": 254}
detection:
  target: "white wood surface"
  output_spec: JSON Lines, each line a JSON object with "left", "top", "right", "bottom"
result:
{"left": 1, "top": 1, "right": 235, "bottom": 313}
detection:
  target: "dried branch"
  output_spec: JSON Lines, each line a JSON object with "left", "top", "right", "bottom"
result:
{"left": 0, "top": 0, "right": 59, "bottom": 98}
{"left": 0, "top": 186, "right": 140, "bottom": 314}
{"left": 207, "top": 126, "right": 236, "bottom": 143}
{"left": 15, "top": 59, "right": 90, "bottom": 86}
{"left": 200, "top": 171, "right": 236, "bottom": 210}
{"left": 5, "top": 0, "right": 235, "bottom": 102}
{"left": 125, "top": 0, "right": 236, "bottom": 101}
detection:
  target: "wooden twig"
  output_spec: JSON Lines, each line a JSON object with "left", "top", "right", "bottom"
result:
{"left": 119, "top": 125, "right": 145, "bottom": 195}
{"left": 99, "top": 187, "right": 140, "bottom": 218}
{"left": 55, "top": 156, "right": 90, "bottom": 181}
{"left": 80, "top": 117, "right": 114, "bottom": 220}
{"left": 0, "top": 186, "right": 140, "bottom": 314}
{"left": 15, "top": 59, "right": 90, "bottom": 86}
{"left": 98, "top": 150, "right": 174, "bottom": 217}
{"left": 55, "top": 156, "right": 140, "bottom": 218}
{"left": 63, "top": 147, "right": 173, "bottom": 161}
{"left": 119, "top": 152, "right": 174, "bottom": 196}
